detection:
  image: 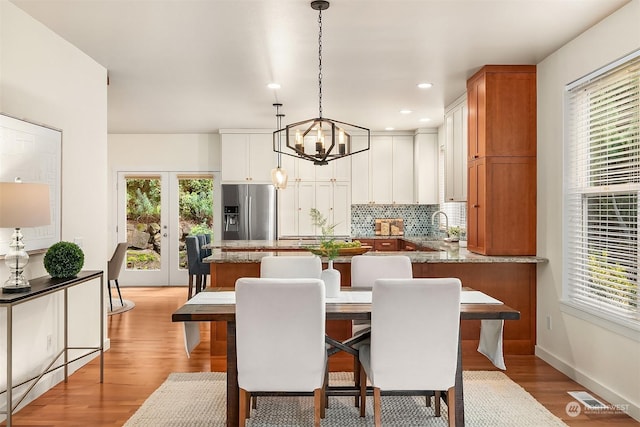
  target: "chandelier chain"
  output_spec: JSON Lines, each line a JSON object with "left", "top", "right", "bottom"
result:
{"left": 318, "top": 7, "right": 323, "bottom": 119}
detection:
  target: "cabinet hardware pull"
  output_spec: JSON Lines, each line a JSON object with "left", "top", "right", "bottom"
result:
{"left": 473, "top": 204, "right": 479, "bottom": 208}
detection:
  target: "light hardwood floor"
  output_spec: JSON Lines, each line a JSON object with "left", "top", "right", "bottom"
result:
{"left": 3, "top": 286, "right": 636, "bottom": 426}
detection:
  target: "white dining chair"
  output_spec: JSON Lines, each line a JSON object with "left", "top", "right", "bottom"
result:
{"left": 260, "top": 255, "right": 322, "bottom": 279}
{"left": 350, "top": 255, "right": 413, "bottom": 335}
{"left": 358, "top": 278, "right": 461, "bottom": 426}
{"left": 235, "top": 277, "right": 328, "bottom": 427}
{"left": 350, "top": 254, "right": 413, "bottom": 405}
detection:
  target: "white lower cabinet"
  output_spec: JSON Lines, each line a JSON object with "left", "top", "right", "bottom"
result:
{"left": 315, "top": 181, "right": 351, "bottom": 236}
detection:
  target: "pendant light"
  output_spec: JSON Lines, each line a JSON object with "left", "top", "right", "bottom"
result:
{"left": 271, "top": 103, "right": 288, "bottom": 189}
{"left": 273, "top": 0, "right": 370, "bottom": 166}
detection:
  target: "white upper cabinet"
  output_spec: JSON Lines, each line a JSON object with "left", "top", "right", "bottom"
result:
{"left": 414, "top": 130, "right": 439, "bottom": 204}
{"left": 370, "top": 136, "right": 393, "bottom": 203}
{"left": 391, "top": 135, "right": 414, "bottom": 204}
{"left": 355, "top": 134, "right": 417, "bottom": 204}
{"left": 350, "top": 135, "right": 370, "bottom": 204}
{"left": 444, "top": 94, "right": 468, "bottom": 201}
{"left": 221, "top": 131, "right": 275, "bottom": 183}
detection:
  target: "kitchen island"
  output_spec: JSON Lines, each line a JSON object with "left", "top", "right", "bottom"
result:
{"left": 203, "top": 238, "right": 545, "bottom": 371}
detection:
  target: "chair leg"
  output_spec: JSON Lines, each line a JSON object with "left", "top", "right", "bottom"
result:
{"left": 114, "top": 279, "right": 124, "bottom": 306}
{"left": 354, "top": 355, "right": 361, "bottom": 407}
{"left": 107, "top": 280, "right": 113, "bottom": 311}
{"left": 426, "top": 395, "right": 432, "bottom": 407}
{"left": 447, "top": 386, "right": 456, "bottom": 427}
{"left": 251, "top": 395, "right": 257, "bottom": 410}
{"left": 313, "top": 388, "right": 322, "bottom": 427}
{"left": 195, "top": 275, "right": 202, "bottom": 294}
{"left": 359, "top": 363, "right": 367, "bottom": 418}
{"left": 324, "top": 365, "right": 329, "bottom": 410}
{"left": 435, "top": 390, "right": 441, "bottom": 416}
{"left": 187, "top": 275, "right": 193, "bottom": 299}
{"left": 373, "top": 387, "right": 382, "bottom": 427}
{"left": 239, "top": 388, "right": 249, "bottom": 427}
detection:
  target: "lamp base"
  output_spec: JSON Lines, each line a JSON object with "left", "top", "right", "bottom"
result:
{"left": 2, "top": 283, "right": 31, "bottom": 294}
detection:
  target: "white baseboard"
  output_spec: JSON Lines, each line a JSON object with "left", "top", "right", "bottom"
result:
{"left": 535, "top": 345, "right": 640, "bottom": 422}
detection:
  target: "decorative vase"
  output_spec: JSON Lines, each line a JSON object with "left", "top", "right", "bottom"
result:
{"left": 321, "top": 259, "right": 340, "bottom": 298}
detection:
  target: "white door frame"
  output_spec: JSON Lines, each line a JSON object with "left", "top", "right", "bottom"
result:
{"left": 116, "top": 171, "right": 220, "bottom": 286}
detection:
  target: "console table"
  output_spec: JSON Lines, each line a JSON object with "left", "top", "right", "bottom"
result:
{"left": 0, "top": 270, "right": 104, "bottom": 426}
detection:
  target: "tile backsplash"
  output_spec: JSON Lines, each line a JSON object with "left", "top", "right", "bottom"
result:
{"left": 351, "top": 204, "right": 441, "bottom": 237}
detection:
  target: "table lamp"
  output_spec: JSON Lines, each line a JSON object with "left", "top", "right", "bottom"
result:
{"left": 0, "top": 181, "right": 51, "bottom": 293}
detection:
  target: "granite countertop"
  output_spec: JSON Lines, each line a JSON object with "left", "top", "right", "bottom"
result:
{"left": 203, "top": 238, "right": 547, "bottom": 264}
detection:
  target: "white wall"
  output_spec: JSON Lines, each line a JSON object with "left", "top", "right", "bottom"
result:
{"left": 107, "top": 133, "right": 221, "bottom": 248}
{"left": 536, "top": 0, "right": 640, "bottom": 420}
{"left": 0, "top": 1, "right": 107, "bottom": 418}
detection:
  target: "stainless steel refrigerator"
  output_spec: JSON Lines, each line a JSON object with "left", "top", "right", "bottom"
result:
{"left": 221, "top": 184, "right": 276, "bottom": 240}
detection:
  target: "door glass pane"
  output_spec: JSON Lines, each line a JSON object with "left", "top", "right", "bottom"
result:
{"left": 126, "top": 176, "right": 161, "bottom": 271}
{"left": 178, "top": 176, "right": 214, "bottom": 269}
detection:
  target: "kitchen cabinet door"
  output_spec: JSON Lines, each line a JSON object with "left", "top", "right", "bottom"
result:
{"left": 297, "top": 182, "right": 316, "bottom": 235}
{"left": 248, "top": 133, "right": 276, "bottom": 183}
{"left": 444, "top": 95, "right": 468, "bottom": 202}
{"left": 391, "top": 135, "right": 414, "bottom": 204}
{"left": 277, "top": 181, "right": 316, "bottom": 237}
{"left": 467, "top": 158, "right": 486, "bottom": 253}
{"left": 316, "top": 181, "right": 351, "bottom": 236}
{"left": 467, "top": 65, "right": 536, "bottom": 159}
{"left": 414, "top": 131, "right": 439, "bottom": 204}
{"left": 221, "top": 132, "right": 275, "bottom": 183}
{"left": 467, "top": 157, "right": 536, "bottom": 255}
{"left": 278, "top": 183, "right": 298, "bottom": 237}
{"left": 221, "top": 133, "right": 250, "bottom": 182}
{"left": 331, "top": 181, "right": 351, "bottom": 236}
{"left": 370, "top": 136, "right": 393, "bottom": 204}
{"left": 351, "top": 135, "right": 370, "bottom": 204}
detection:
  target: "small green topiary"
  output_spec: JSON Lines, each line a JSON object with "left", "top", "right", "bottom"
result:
{"left": 44, "top": 241, "right": 85, "bottom": 278}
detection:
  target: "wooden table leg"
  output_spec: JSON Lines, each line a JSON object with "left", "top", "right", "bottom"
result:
{"left": 226, "top": 321, "right": 239, "bottom": 427}
{"left": 454, "top": 329, "right": 465, "bottom": 426}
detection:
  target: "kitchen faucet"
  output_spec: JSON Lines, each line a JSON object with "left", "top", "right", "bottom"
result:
{"left": 431, "top": 210, "right": 449, "bottom": 238}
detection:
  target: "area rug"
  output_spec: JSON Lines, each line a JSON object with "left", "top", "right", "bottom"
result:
{"left": 107, "top": 299, "right": 135, "bottom": 315}
{"left": 124, "top": 371, "right": 567, "bottom": 426}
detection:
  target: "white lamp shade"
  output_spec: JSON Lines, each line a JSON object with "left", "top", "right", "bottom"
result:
{"left": 0, "top": 182, "right": 51, "bottom": 228}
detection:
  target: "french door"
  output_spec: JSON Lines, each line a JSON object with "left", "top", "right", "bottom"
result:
{"left": 117, "top": 172, "right": 217, "bottom": 286}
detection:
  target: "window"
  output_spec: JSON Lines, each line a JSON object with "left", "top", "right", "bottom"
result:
{"left": 565, "top": 51, "right": 640, "bottom": 328}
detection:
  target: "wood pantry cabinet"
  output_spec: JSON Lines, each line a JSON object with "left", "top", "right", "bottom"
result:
{"left": 467, "top": 65, "right": 537, "bottom": 159}
{"left": 467, "top": 157, "right": 536, "bottom": 255}
{"left": 466, "top": 65, "right": 537, "bottom": 256}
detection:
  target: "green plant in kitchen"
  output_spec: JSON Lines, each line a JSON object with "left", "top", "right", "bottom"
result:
{"left": 43, "top": 241, "right": 85, "bottom": 278}
{"left": 448, "top": 226, "right": 461, "bottom": 238}
{"left": 310, "top": 208, "right": 339, "bottom": 260}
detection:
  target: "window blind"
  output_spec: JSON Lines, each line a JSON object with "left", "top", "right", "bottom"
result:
{"left": 565, "top": 51, "right": 640, "bottom": 324}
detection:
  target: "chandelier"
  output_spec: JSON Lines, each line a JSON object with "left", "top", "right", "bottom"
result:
{"left": 273, "top": 0, "right": 370, "bottom": 166}
{"left": 271, "top": 103, "right": 288, "bottom": 190}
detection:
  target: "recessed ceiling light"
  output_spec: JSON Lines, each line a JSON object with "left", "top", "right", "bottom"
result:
{"left": 267, "top": 83, "right": 281, "bottom": 89}
{"left": 400, "top": 109, "right": 412, "bottom": 114}
{"left": 385, "top": 127, "right": 395, "bottom": 131}
{"left": 417, "top": 83, "right": 433, "bottom": 89}
{"left": 420, "top": 118, "right": 432, "bottom": 122}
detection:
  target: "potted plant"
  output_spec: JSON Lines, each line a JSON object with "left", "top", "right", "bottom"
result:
{"left": 44, "top": 241, "right": 85, "bottom": 278}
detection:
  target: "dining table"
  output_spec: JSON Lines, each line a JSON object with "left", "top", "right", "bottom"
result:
{"left": 172, "top": 287, "right": 520, "bottom": 427}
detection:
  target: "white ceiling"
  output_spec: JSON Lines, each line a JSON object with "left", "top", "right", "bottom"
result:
{"left": 11, "top": 0, "right": 630, "bottom": 134}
